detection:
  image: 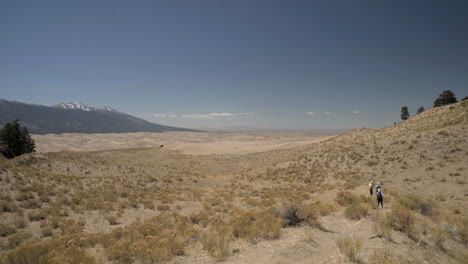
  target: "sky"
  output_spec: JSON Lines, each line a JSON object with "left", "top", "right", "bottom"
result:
{"left": 1, "top": 0, "right": 468, "bottom": 130}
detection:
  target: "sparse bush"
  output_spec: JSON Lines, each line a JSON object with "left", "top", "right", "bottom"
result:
{"left": 21, "top": 199, "right": 42, "bottom": 209}
{"left": 344, "top": 203, "right": 368, "bottom": 221}
{"left": 49, "top": 247, "right": 96, "bottom": 264}
{"left": 28, "top": 209, "right": 49, "bottom": 221}
{"left": 106, "top": 215, "right": 119, "bottom": 225}
{"left": 397, "top": 194, "right": 434, "bottom": 216}
{"left": 335, "top": 191, "right": 362, "bottom": 206}
{"left": 367, "top": 248, "right": 399, "bottom": 264}
{"left": 373, "top": 215, "right": 392, "bottom": 241}
{"left": 11, "top": 215, "right": 26, "bottom": 229}
{"left": 105, "top": 212, "right": 195, "bottom": 263}
{"left": 157, "top": 204, "right": 170, "bottom": 211}
{"left": 336, "top": 236, "right": 362, "bottom": 263}
{"left": 41, "top": 227, "right": 53, "bottom": 237}
{"left": 275, "top": 203, "right": 302, "bottom": 226}
{"left": 15, "top": 191, "right": 34, "bottom": 202}
{"left": 430, "top": 226, "right": 449, "bottom": 250}
{"left": 202, "top": 227, "right": 231, "bottom": 261}
{"left": 189, "top": 211, "right": 211, "bottom": 227}
{"left": 7, "top": 231, "right": 32, "bottom": 249}
{"left": 0, "top": 200, "right": 17, "bottom": 213}
{"left": 0, "top": 224, "right": 16, "bottom": 237}
{"left": 4, "top": 241, "right": 52, "bottom": 264}
{"left": 388, "top": 205, "right": 416, "bottom": 235}
{"left": 228, "top": 210, "right": 282, "bottom": 241}
{"left": 456, "top": 250, "right": 468, "bottom": 264}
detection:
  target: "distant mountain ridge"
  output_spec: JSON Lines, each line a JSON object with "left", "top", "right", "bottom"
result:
{"left": 54, "top": 102, "right": 121, "bottom": 113}
{"left": 0, "top": 99, "right": 197, "bottom": 134}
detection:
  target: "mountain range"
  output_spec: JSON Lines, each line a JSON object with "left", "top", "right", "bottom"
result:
{"left": 0, "top": 99, "right": 196, "bottom": 134}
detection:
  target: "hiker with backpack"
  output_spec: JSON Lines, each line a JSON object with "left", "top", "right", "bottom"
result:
{"left": 376, "top": 188, "right": 384, "bottom": 208}
{"left": 375, "top": 182, "right": 382, "bottom": 193}
{"left": 368, "top": 182, "right": 374, "bottom": 195}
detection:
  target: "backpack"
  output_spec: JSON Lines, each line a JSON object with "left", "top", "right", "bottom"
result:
{"left": 376, "top": 190, "right": 383, "bottom": 198}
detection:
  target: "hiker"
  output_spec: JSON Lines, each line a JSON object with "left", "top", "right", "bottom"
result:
{"left": 376, "top": 188, "right": 384, "bottom": 208}
{"left": 368, "top": 182, "right": 373, "bottom": 195}
{"left": 375, "top": 182, "right": 382, "bottom": 193}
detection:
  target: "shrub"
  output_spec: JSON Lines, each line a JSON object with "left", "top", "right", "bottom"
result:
{"left": 0, "top": 200, "right": 17, "bottom": 213}
{"left": 21, "top": 199, "right": 42, "bottom": 209}
{"left": 105, "top": 213, "right": 195, "bottom": 263}
{"left": 372, "top": 215, "right": 392, "bottom": 241}
{"left": 367, "top": 249, "right": 399, "bottom": 264}
{"left": 336, "top": 236, "right": 362, "bottom": 263}
{"left": 397, "top": 194, "right": 434, "bottom": 216}
{"left": 388, "top": 205, "right": 416, "bottom": 235}
{"left": 189, "top": 211, "right": 211, "bottom": 227}
{"left": 106, "top": 215, "right": 119, "bottom": 225}
{"left": 4, "top": 241, "right": 52, "bottom": 264}
{"left": 49, "top": 247, "right": 96, "bottom": 264}
{"left": 0, "top": 224, "right": 16, "bottom": 237}
{"left": 201, "top": 228, "right": 232, "bottom": 261}
{"left": 11, "top": 215, "right": 26, "bottom": 229}
{"left": 7, "top": 231, "right": 32, "bottom": 249}
{"left": 228, "top": 210, "right": 282, "bottom": 241}
{"left": 275, "top": 203, "right": 302, "bottom": 226}
{"left": 106, "top": 240, "right": 134, "bottom": 264}
{"left": 28, "top": 209, "right": 49, "bottom": 221}
{"left": 344, "top": 203, "right": 368, "bottom": 221}
{"left": 298, "top": 202, "right": 336, "bottom": 227}
{"left": 430, "top": 226, "right": 449, "bottom": 250}
{"left": 133, "top": 236, "right": 185, "bottom": 263}
{"left": 15, "top": 191, "right": 34, "bottom": 202}
{"left": 41, "top": 227, "right": 53, "bottom": 237}
{"left": 335, "top": 191, "right": 361, "bottom": 206}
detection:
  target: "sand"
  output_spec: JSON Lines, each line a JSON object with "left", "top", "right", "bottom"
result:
{"left": 32, "top": 131, "right": 333, "bottom": 155}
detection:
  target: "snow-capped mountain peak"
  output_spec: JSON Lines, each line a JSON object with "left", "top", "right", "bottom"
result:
{"left": 56, "top": 102, "right": 95, "bottom": 111}
{"left": 104, "top": 106, "right": 115, "bottom": 112}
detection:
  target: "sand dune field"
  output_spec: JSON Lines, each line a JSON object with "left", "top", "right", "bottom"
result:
{"left": 32, "top": 131, "right": 333, "bottom": 155}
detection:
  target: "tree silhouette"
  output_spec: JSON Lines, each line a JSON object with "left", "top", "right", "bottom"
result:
{"left": 434, "top": 90, "right": 457, "bottom": 107}
{"left": 401, "top": 106, "right": 410, "bottom": 121}
{"left": 416, "top": 107, "right": 425, "bottom": 115}
{"left": 0, "top": 120, "right": 36, "bottom": 159}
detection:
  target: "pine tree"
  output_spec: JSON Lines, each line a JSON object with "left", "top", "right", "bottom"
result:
{"left": 0, "top": 120, "right": 36, "bottom": 159}
{"left": 400, "top": 106, "right": 410, "bottom": 121}
{"left": 416, "top": 107, "right": 425, "bottom": 115}
{"left": 434, "top": 90, "right": 457, "bottom": 107}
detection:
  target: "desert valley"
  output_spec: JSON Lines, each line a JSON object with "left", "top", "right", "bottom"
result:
{"left": 0, "top": 101, "right": 467, "bottom": 263}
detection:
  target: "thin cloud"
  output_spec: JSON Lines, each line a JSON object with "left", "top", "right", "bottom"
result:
{"left": 181, "top": 114, "right": 213, "bottom": 119}
{"left": 153, "top": 113, "right": 177, "bottom": 118}
{"left": 306, "top": 112, "right": 316, "bottom": 115}
{"left": 207, "top": 113, "right": 236, "bottom": 117}
{"left": 353, "top": 111, "right": 360, "bottom": 114}
{"left": 182, "top": 112, "right": 253, "bottom": 119}
{"left": 324, "top": 112, "right": 331, "bottom": 114}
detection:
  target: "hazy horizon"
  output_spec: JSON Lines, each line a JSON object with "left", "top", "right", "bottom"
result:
{"left": 2, "top": 0, "right": 467, "bottom": 130}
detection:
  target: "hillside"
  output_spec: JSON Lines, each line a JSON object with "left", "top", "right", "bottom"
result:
{"left": 0, "top": 101, "right": 466, "bottom": 263}
{"left": 0, "top": 99, "right": 197, "bottom": 134}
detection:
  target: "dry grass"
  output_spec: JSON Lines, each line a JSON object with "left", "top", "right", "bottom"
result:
{"left": 336, "top": 236, "right": 363, "bottom": 263}
{"left": 373, "top": 213, "right": 393, "bottom": 241}
{"left": 0, "top": 102, "right": 467, "bottom": 263}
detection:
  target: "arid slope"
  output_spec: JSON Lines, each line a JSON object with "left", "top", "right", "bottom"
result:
{"left": 0, "top": 101, "right": 467, "bottom": 264}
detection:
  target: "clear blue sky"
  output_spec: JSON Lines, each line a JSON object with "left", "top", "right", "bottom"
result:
{"left": 1, "top": 0, "right": 467, "bottom": 130}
